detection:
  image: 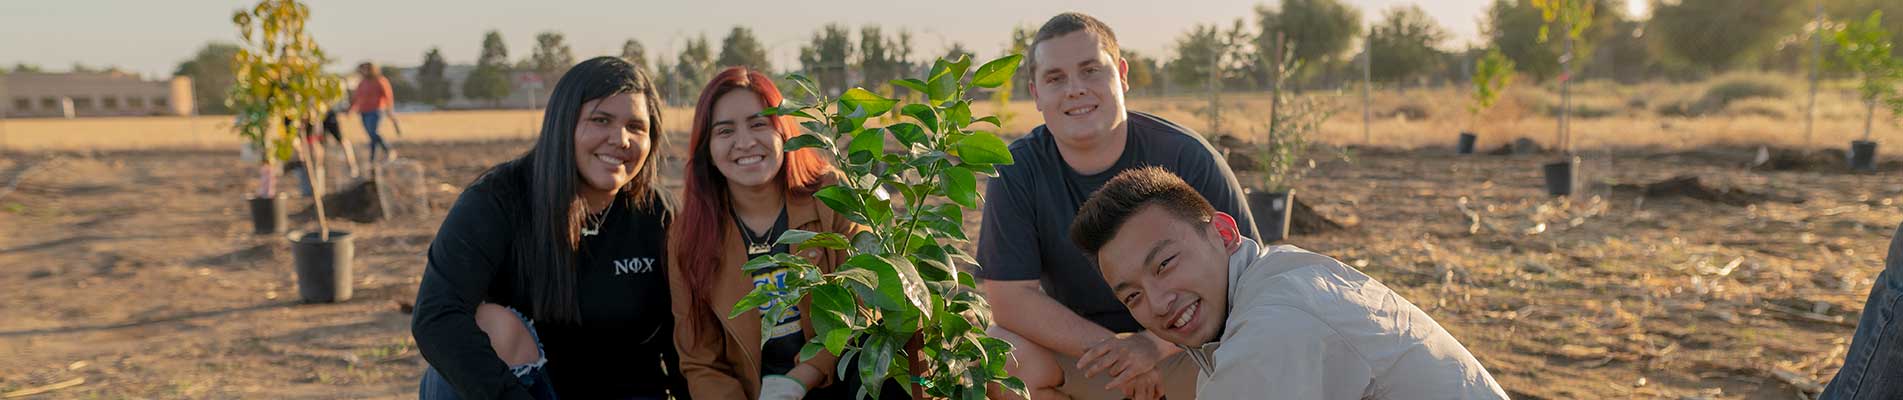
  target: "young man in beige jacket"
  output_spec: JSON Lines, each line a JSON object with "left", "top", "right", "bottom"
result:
{"left": 1068, "top": 166, "right": 1509, "bottom": 399}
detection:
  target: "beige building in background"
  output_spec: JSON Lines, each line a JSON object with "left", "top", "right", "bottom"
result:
{"left": 0, "top": 72, "right": 194, "bottom": 118}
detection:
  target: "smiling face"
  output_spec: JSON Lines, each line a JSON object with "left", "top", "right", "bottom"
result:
{"left": 706, "top": 89, "right": 784, "bottom": 190}
{"left": 1028, "top": 30, "right": 1130, "bottom": 144}
{"left": 1094, "top": 205, "right": 1238, "bottom": 347}
{"left": 572, "top": 92, "right": 652, "bottom": 198}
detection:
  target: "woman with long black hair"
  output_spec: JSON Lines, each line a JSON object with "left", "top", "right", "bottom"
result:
{"left": 412, "top": 56, "right": 686, "bottom": 400}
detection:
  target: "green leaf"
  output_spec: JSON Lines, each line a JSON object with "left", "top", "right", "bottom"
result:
{"left": 813, "top": 186, "right": 865, "bottom": 224}
{"left": 945, "top": 244, "right": 978, "bottom": 266}
{"left": 980, "top": 336, "right": 1014, "bottom": 377}
{"left": 783, "top": 73, "right": 820, "bottom": 99}
{"left": 798, "top": 341, "right": 826, "bottom": 362}
{"left": 940, "top": 314, "right": 974, "bottom": 340}
{"left": 946, "top": 101, "right": 973, "bottom": 130}
{"left": 799, "top": 121, "right": 831, "bottom": 136}
{"left": 910, "top": 245, "right": 953, "bottom": 282}
{"left": 890, "top": 78, "right": 929, "bottom": 94}
{"left": 889, "top": 257, "right": 931, "bottom": 314}
{"left": 811, "top": 291, "right": 851, "bottom": 354}
{"left": 740, "top": 253, "right": 811, "bottom": 272}
{"left": 941, "top": 166, "right": 978, "bottom": 208}
{"left": 811, "top": 284, "right": 854, "bottom": 315}
{"left": 829, "top": 268, "right": 879, "bottom": 295}
{"left": 970, "top": 54, "right": 1024, "bottom": 88}
{"left": 864, "top": 196, "right": 894, "bottom": 226}
{"left": 784, "top": 133, "right": 830, "bottom": 151}
{"left": 887, "top": 123, "right": 927, "bottom": 147}
{"left": 844, "top": 255, "right": 917, "bottom": 313}
{"left": 847, "top": 127, "right": 887, "bottom": 164}
{"left": 900, "top": 104, "right": 939, "bottom": 133}
{"left": 823, "top": 325, "right": 853, "bottom": 355}
{"left": 834, "top": 105, "right": 865, "bottom": 134}
{"left": 973, "top": 115, "right": 1002, "bottom": 127}
{"left": 781, "top": 109, "right": 817, "bottom": 120}
{"left": 790, "top": 232, "right": 850, "bottom": 251}
{"left": 836, "top": 348, "right": 860, "bottom": 381}
{"left": 926, "top": 56, "right": 972, "bottom": 103}
{"left": 840, "top": 87, "right": 897, "bottom": 118}
{"left": 952, "top": 131, "right": 1014, "bottom": 165}
{"left": 775, "top": 229, "right": 820, "bottom": 246}
{"left": 861, "top": 333, "right": 895, "bottom": 399}
{"left": 728, "top": 285, "right": 774, "bottom": 319}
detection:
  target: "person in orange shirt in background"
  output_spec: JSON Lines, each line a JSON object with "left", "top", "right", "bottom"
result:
{"left": 352, "top": 62, "right": 397, "bottom": 164}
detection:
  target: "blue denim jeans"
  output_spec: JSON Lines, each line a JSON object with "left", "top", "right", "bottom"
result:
{"left": 1824, "top": 224, "right": 1903, "bottom": 399}
{"left": 359, "top": 110, "right": 391, "bottom": 163}
{"left": 419, "top": 306, "right": 558, "bottom": 400}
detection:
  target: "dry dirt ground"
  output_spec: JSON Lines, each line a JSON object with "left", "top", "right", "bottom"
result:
{"left": 2, "top": 132, "right": 1899, "bottom": 399}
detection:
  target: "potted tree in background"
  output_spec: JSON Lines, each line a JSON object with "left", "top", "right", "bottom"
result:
{"left": 231, "top": 0, "right": 353, "bottom": 303}
{"left": 733, "top": 54, "right": 1028, "bottom": 399}
{"left": 1461, "top": 48, "right": 1515, "bottom": 155}
{"left": 232, "top": 91, "right": 294, "bottom": 235}
{"left": 1533, "top": 0, "right": 1594, "bottom": 196}
{"left": 1250, "top": 34, "right": 1336, "bottom": 243}
{"left": 1831, "top": 10, "right": 1903, "bottom": 172}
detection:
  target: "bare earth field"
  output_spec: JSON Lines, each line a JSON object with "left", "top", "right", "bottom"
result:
{"left": 2, "top": 89, "right": 1900, "bottom": 399}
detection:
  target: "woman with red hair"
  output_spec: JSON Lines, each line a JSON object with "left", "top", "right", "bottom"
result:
{"left": 668, "top": 67, "right": 888, "bottom": 399}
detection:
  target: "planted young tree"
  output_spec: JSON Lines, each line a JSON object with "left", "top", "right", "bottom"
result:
{"left": 733, "top": 54, "right": 1026, "bottom": 399}
{"left": 1462, "top": 48, "right": 1516, "bottom": 154}
{"left": 230, "top": 0, "right": 352, "bottom": 302}
{"left": 1832, "top": 11, "right": 1903, "bottom": 171}
{"left": 1533, "top": 0, "right": 1595, "bottom": 196}
{"left": 1252, "top": 34, "right": 1338, "bottom": 242}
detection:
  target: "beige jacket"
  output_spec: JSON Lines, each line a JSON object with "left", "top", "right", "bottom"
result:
{"left": 1183, "top": 239, "right": 1509, "bottom": 399}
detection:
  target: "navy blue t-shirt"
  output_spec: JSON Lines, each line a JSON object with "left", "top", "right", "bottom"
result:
{"left": 974, "top": 111, "right": 1259, "bottom": 333}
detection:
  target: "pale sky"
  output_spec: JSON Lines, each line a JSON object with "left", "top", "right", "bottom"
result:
{"left": 0, "top": 0, "right": 1648, "bottom": 79}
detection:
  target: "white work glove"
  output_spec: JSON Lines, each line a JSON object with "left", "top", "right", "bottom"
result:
{"left": 759, "top": 374, "right": 808, "bottom": 400}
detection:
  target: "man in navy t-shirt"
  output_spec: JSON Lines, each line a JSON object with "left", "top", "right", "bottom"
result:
{"left": 977, "top": 12, "right": 1258, "bottom": 400}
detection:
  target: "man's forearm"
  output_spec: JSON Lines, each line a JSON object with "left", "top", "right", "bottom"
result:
{"left": 988, "top": 283, "right": 1116, "bottom": 357}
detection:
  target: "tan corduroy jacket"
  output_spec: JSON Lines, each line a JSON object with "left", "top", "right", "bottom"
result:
{"left": 668, "top": 191, "right": 863, "bottom": 399}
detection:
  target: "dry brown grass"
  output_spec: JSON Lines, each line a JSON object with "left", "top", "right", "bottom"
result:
{"left": 2, "top": 78, "right": 1895, "bottom": 154}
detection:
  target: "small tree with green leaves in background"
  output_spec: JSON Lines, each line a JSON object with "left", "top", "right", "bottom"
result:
{"left": 1832, "top": 11, "right": 1903, "bottom": 143}
{"left": 1256, "top": 38, "right": 1338, "bottom": 193}
{"left": 1532, "top": 0, "right": 1594, "bottom": 155}
{"left": 1469, "top": 48, "right": 1516, "bottom": 133}
{"left": 732, "top": 54, "right": 1027, "bottom": 399}
{"left": 228, "top": 0, "right": 346, "bottom": 236}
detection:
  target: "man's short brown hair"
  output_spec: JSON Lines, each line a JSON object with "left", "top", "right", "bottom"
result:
{"left": 1070, "top": 166, "right": 1217, "bottom": 260}
{"left": 1028, "top": 12, "right": 1123, "bottom": 75}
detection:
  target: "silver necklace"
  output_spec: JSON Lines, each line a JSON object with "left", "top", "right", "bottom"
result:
{"left": 582, "top": 198, "right": 614, "bottom": 237}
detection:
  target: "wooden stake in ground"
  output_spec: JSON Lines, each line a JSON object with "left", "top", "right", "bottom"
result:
{"left": 1362, "top": 27, "right": 1373, "bottom": 145}
{"left": 1808, "top": 0, "right": 1823, "bottom": 149}
{"left": 296, "top": 114, "right": 332, "bottom": 241}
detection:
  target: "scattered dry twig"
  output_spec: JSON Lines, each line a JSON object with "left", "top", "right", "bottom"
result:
{"left": 2, "top": 377, "right": 85, "bottom": 398}
{"left": 1761, "top": 302, "right": 1856, "bottom": 328}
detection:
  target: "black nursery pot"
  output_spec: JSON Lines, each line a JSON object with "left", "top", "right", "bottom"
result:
{"left": 1850, "top": 140, "right": 1878, "bottom": 172}
{"left": 1247, "top": 190, "right": 1294, "bottom": 243}
{"left": 248, "top": 195, "right": 288, "bottom": 235}
{"left": 288, "top": 230, "right": 354, "bottom": 303}
{"left": 1543, "top": 157, "right": 1580, "bottom": 196}
{"left": 1457, "top": 132, "right": 1478, "bottom": 155}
